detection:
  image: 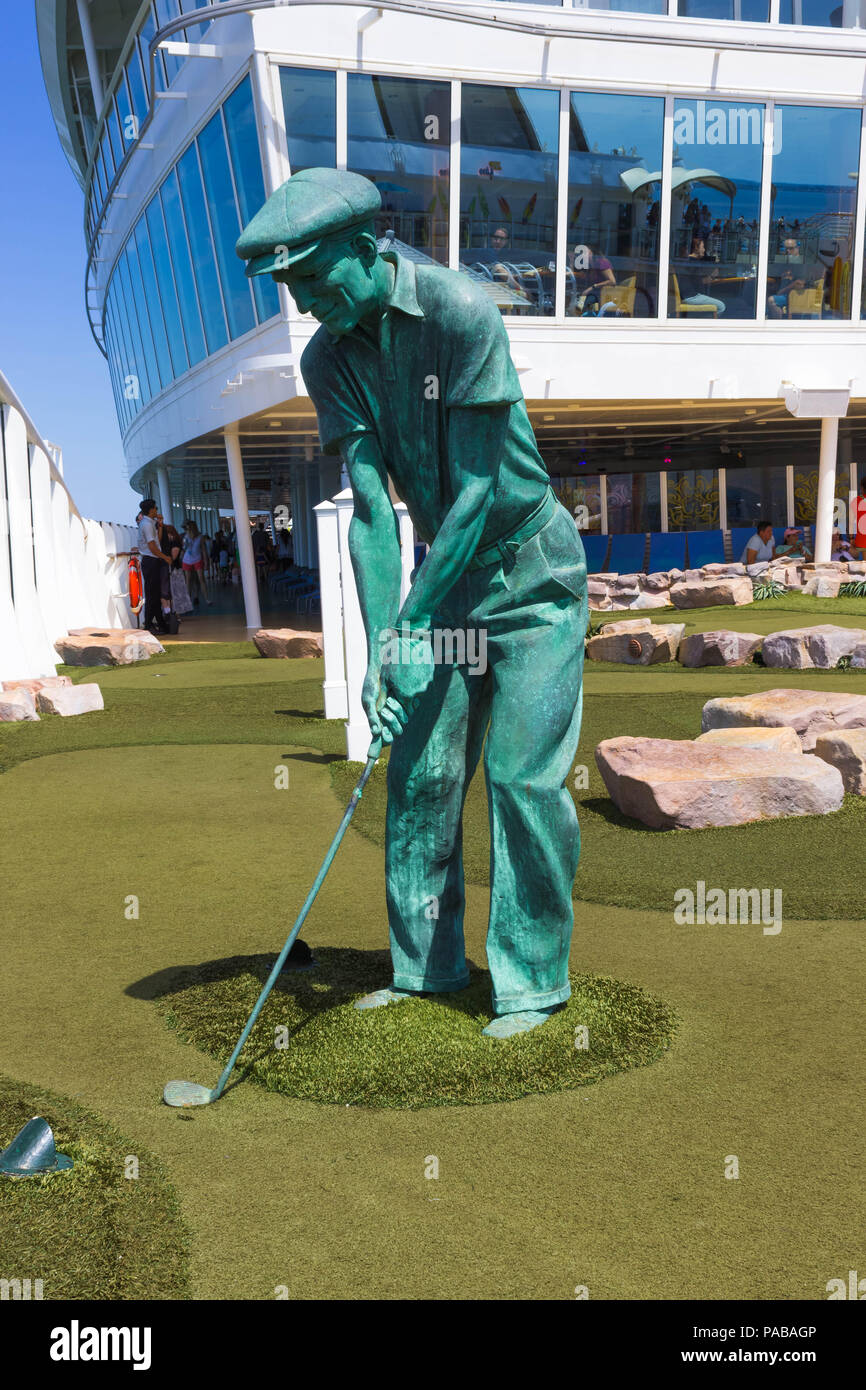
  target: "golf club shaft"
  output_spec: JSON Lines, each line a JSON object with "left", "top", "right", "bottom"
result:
{"left": 210, "top": 737, "right": 383, "bottom": 1100}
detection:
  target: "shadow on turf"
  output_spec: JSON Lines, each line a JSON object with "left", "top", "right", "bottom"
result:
{"left": 125, "top": 948, "right": 487, "bottom": 1020}
{"left": 580, "top": 796, "right": 666, "bottom": 832}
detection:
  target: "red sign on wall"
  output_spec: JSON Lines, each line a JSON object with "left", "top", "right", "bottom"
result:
{"left": 856, "top": 496, "right": 866, "bottom": 550}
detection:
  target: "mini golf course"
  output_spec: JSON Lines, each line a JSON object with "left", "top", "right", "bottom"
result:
{"left": 0, "top": 590, "right": 863, "bottom": 1300}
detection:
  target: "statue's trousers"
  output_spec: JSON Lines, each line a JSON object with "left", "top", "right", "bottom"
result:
{"left": 385, "top": 498, "right": 587, "bottom": 1015}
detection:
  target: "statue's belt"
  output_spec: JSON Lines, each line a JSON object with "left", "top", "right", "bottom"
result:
{"left": 466, "top": 487, "right": 558, "bottom": 572}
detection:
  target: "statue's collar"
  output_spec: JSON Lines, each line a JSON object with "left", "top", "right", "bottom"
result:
{"left": 380, "top": 251, "right": 425, "bottom": 319}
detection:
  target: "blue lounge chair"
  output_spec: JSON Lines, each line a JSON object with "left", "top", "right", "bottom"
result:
{"left": 580, "top": 533, "right": 610, "bottom": 574}
{"left": 608, "top": 533, "right": 647, "bottom": 574}
{"left": 730, "top": 527, "right": 758, "bottom": 563}
{"left": 686, "top": 530, "right": 726, "bottom": 568}
{"left": 648, "top": 531, "right": 687, "bottom": 573}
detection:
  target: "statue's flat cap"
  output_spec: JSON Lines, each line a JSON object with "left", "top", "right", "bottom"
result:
{"left": 235, "top": 168, "right": 381, "bottom": 277}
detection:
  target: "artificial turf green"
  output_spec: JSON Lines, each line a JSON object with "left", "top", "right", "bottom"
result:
{"left": 155, "top": 949, "right": 678, "bottom": 1109}
{"left": 0, "top": 1075, "right": 190, "bottom": 1300}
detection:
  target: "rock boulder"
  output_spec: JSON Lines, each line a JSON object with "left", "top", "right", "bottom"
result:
{"left": 595, "top": 735, "right": 844, "bottom": 829}
{"left": 253, "top": 628, "right": 323, "bottom": 659}
{"left": 56, "top": 628, "right": 164, "bottom": 666}
{"left": 761, "top": 624, "right": 866, "bottom": 670}
{"left": 812, "top": 730, "right": 866, "bottom": 795}
{"left": 586, "top": 619, "right": 685, "bottom": 664}
{"left": 701, "top": 687, "right": 866, "bottom": 750}
{"left": 669, "top": 577, "right": 754, "bottom": 608}
{"left": 0, "top": 689, "right": 39, "bottom": 722}
{"left": 36, "top": 684, "right": 104, "bottom": 716}
{"left": 678, "top": 630, "right": 764, "bottom": 667}
{"left": 697, "top": 726, "right": 803, "bottom": 755}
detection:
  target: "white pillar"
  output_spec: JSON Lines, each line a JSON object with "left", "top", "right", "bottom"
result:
{"left": 76, "top": 0, "right": 105, "bottom": 116}
{"left": 224, "top": 424, "right": 262, "bottom": 632}
{"left": 3, "top": 405, "right": 56, "bottom": 674}
{"left": 815, "top": 417, "right": 839, "bottom": 564}
{"left": 314, "top": 500, "right": 349, "bottom": 720}
{"left": 156, "top": 466, "right": 173, "bottom": 526}
{"left": 394, "top": 502, "right": 415, "bottom": 602}
{"left": 335, "top": 487, "right": 371, "bottom": 762}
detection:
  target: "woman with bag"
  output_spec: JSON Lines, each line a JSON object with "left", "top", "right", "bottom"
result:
{"left": 181, "top": 520, "right": 212, "bottom": 607}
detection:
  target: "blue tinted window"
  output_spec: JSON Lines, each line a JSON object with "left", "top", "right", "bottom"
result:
{"left": 779, "top": 0, "right": 845, "bottom": 23}
{"left": 679, "top": 0, "right": 768, "bottom": 15}
{"left": 460, "top": 84, "right": 560, "bottom": 316}
{"left": 106, "top": 101, "right": 124, "bottom": 171}
{"left": 180, "top": 0, "right": 212, "bottom": 42}
{"left": 125, "top": 50, "right": 148, "bottom": 126}
{"left": 102, "top": 294, "right": 125, "bottom": 431}
{"left": 160, "top": 169, "right": 207, "bottom": 365}
{"left": 133, "top": 221, "right": 173, "bottom": 390}
{"left": 100, "top": 128, "right": 115, "bottom": 181}
{"left": 114, "top": 74, "right": 134, "bottom": 155}
{"left": 176, "top": 145, "right": 229, "bottom": 353}
{"left": 279, "top": 67, "right": 337, "bottom": 171}
{"left": 348, "top": 73, "right": 450, "bottom": 265}
{"left": 117, "top": 250, "right": 153, "bottom": 405}
{"left": 145, "top": 195, "right": 189, "bottom": 377}
{"left": 223, "top": 76, "right": 281, "bottom": 322}
{"left": 567, "top": 91, "right": 664, "bottom": 319}
{"left": 138, "top": 7, "right": 164, "bottom": 97}
{"left": 196, "top": 110, "right": 256, "bottom": 339}
{"left": 770, "top": 104, "right": 859, "bottom": 319}
{"left": 155, "top": 1, "right": 184, "bottom": 83}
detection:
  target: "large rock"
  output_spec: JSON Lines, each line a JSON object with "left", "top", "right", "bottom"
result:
{"left": 36, "top": 684, "right": 104, "bottom": 716}
{"left": 813, "top": 730, "right": 866, "bottom": 795}
{"left": 595, "top": 735, "right": 844, "bottom": 829}
{"left": 802, "top": 574, "right": 842, "bottom": 598}
{"left": 253, "top": 628, "right": 323, "bottom": 659}
{"left": 2, "top": 676, "right": 72, "bottom": 693}
{"left": 629, "top": 589, "right": 671, "bottom": 610}
{"left": 56, "top": 628, "right": 164, "bottom": 666}
{"left": 678, "top": 629, "right": 764, "bottom": 668}
{"left": 669, "top": 576, "right": 754, "bottom": 608}
{"left": 697, "top": 726, "right": 803, "bottom": 755}
{"left": 853, "top": 643, "right": 866, "bottom": 669}
{"left": 701, "top": 687, "right": 866, "bottom": 751}
{"left": 586, "top": 619, "right": 685, "bottom": 664}
{"left": 701, "top": 563, "right": 746, "bottom": 577}
{"left": 0, "top": 689, "right": 39, "bottom": 722}
{"left": 761, "top": 624, "right": 866, "bottom": 670}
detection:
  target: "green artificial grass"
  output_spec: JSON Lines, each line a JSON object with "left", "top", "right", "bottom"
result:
{"left": 1, "top": 644, "right": 864, "bottom": 1298}
{"left": 330, "top": 681, "right": 866, "bottom": 920}
{"left": 0, "top": 1075, "right": 190, "bottom": 1300}
{"left": 590, "top": 590, "right": 866, "bottom": 637}
{"left": 155, "top": 949, "right": 678, "bottom": 1109}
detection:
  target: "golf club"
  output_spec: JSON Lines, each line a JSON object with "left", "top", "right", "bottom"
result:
{"left": 163, "top": 731, "right": 384, "bottom": 1107}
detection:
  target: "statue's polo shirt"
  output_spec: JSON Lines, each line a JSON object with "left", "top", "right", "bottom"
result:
{"left": 300, "top": 252, "right": 550, "bottom": 546}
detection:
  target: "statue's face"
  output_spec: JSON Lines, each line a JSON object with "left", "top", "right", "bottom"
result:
{"left": 274, "top": 233, "right": 381, "bottom": 337}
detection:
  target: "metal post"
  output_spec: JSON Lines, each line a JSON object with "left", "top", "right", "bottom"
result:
{"left": 314, "top": 500, "right": 348, "bottom": 719}
{"left": 156, "top": 466, "right": 173, "bottom": 527}
{"left": 224, "top": 424, "right": 262, "bottom": 632}
{"left": 815, "top": 417, "right": 839, "bottom": 564}
{"left": 76, "top": 0, "right": 105, "bottom": 115}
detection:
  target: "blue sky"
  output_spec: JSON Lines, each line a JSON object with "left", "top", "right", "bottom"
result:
{"left": 0, "top": 7, "right": 135, "bottom": 523}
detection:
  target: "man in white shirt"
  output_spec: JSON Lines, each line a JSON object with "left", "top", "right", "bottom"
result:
{"left": 136, "top": 499, "right": 172, "bottom": 634}
{"left": 740, "top": 520, "right": 776, "bottom": 566}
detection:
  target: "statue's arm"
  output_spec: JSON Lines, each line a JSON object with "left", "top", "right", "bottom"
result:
{"left": 398, "top": 404, "right": 508, "bottom": 630}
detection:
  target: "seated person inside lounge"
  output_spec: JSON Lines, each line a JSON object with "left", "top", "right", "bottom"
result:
{"left": 766, "top": 240, "right": 822, "bottom": 318}
{"left": 740, "top": 519, "right": 776, "bottom": 565}
{"left": 831, "top": 530, "right": 863, "bottom": 561}
{"left": 675, "top": 236, "right": 725, "bottom": 314}
{"left": 775, "top": 526, "right": 812, "bottom": 561}
{"left": 572, "top": 243, "right": 617, "bottom": 315}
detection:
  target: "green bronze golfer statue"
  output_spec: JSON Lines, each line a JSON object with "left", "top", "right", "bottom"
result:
{"left": 237, "top": 169, "right": 587, "bottom": 1038}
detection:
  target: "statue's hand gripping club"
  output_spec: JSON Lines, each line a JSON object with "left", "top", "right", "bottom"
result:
{"left": 364, "top": 628, "right": 437, "bottom": 750}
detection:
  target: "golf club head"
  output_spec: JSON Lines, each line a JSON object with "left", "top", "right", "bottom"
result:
{"left": 163, "top": 1079, "right": 215, "bottom": 1108}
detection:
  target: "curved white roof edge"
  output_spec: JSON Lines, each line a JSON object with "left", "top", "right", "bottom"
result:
{"left": 35, "top": 0, "right": 87, "bottom": 190}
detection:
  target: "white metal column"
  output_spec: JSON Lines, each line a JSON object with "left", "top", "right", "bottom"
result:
{"left": 334, "top": 487, "right": 371, "bottom": 761}
{"left": 815, "top": 418, "right": 840, "bottom": 564}
{"left": 156, "top": 466, "right": 173, "bottom": 525}
{"left": 224, "top": 424, "right": 262, "bottom": 632}
{"left": 76, "top": 0, "right": 105, "bottom": 116}
{"left": 314, "top": 499, "right": 348, "bottom": 719}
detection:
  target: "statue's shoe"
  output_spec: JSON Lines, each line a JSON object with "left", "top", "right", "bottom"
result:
{"left": 353, "top": 986, "right": 423, "bottom": 1011}
{"left": 482, "top": 1008, "right": 557, "bottom": 1039}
